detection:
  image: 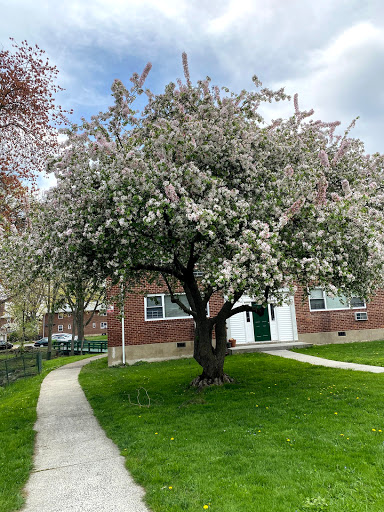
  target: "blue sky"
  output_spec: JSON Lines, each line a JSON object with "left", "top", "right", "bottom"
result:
{"left": 2, "top": 0, "right": 384, "bottom": 191}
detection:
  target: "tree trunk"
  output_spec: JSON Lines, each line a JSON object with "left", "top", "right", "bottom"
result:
{"left": 191, "top": 316, "right": 233, "bottom": 388}
{"left": 70, "top": 320, "right": 76, "bottom": 356}
{"left": 47, "top": 309, "right": 54, "bottom": 361}
{"left": 75, "top": 294, "right": 85, "bottom": 355}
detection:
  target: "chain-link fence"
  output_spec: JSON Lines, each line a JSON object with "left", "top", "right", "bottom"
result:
{"left": 0, "top": 352, "right": 43, "bottom": 386}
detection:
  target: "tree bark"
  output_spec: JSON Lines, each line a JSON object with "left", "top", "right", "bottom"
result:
{"left": 73, "top": 287, "right": 85, "bottom": 355}
{"left": 70, "top": 320, "right": 76, "bottom": 356}
{"left": 191, "top": 316, "right": 233, "bottom": 388}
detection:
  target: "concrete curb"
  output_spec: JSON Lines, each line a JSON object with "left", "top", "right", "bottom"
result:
{"left": 22, "top": 355, "right": 150, "bottom": 512}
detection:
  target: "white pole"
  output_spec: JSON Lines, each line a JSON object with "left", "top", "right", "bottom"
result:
{"left": 121, "top": 306, "right": 126, "bottom": 365}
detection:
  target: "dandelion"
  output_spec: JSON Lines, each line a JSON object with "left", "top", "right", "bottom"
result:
{"left": 286, "top": 438, "right": 290, "bottom": 442}
{"left": 334, "top": 412, "right": 338, "bottom": 415}
{"left": 372, "top": 429, "right": 376, "bottom": 432}
{"left": 203, "top": 506, "right": 209, "bottom": 510}
{"left": 171, "top": 437, "right": 174, "bottom": 440}
{"left": 169, "top": 486, "right": 173, "bottom": 490}
{"left": 155, "top": 432, "right": 158, "bottom": 435}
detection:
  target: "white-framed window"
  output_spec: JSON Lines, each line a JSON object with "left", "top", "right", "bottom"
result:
{"left": 145, "top": 294, "right": 197, "bottom": 321}
{"left": 92, "top": 322, "right": 96, "bottom": 329}
{"left": 68, "top": 324, "right": 72, "bottom": 330}
{"left": 100, "top": 322, "right": 108, "bottom": 329}
{"left": 58, "top": 324, "right": 64, "bottom": 332}
{"left": 309, "top": 289, "right": 366, "bottom": 312}
{"left": 58, "top": 313, "right": 64, "bottom": 319}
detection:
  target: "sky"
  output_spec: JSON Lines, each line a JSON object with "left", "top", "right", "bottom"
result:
{"left": 2, "top": 0, "right": 384, "bottom": 191}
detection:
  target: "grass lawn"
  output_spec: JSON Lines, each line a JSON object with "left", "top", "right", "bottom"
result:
{"left": 79, "top": 353, "right": 384, "bottom": 512}
{"left": 0, "top": 354, "right": 97, "bottom": 512}
{"left": 293, "top": 339, "right": 384, "bottom": 367}
{"left": 85, "top": 335, "right": 108, "bottom": 342}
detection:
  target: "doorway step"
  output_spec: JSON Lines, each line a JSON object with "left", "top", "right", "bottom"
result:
{"left": 228, "top": 341, "right": 312, "bottom": 355}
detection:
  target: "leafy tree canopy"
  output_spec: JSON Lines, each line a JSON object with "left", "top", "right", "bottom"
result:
{"left": 36, "top": 54, "right": 384, "bottom": 384}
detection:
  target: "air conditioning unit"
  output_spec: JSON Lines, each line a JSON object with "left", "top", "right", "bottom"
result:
{"left": 355, "top": 312, "right": 368, "bottom": 321}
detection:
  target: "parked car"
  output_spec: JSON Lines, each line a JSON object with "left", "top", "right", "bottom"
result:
{"left": 53, "top": 334, "right": 78, "bottom": 342}
{"left": 0, "top": 340, "right": 13, "bottom": 350}
{"left": 34, "top": 337, "right": 48, "bottom": 347}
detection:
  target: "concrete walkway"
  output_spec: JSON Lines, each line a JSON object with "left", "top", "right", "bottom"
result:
{"left": 263, "top": 349, "right": 384, "bottom": 373}
{"left": 22, "top": 356, "right": 150, "bottom": 512}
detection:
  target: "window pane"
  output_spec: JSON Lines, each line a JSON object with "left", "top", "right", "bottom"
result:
{"left": 146, "top": 296, "right": 164, "bottom": 319}
{"left": 147, "top": 307, "right": 163, "bottom": 319}
{"left": 350, "top": 297, "right": 365, "bottom": 308}
{"left": 326, "top": 295, "right": 348, "bottom": 309}
{"left": 147, "top": 296, "right": 162, "bottom": 308}
{"left": 164, "top": 295, "right": 190, "bottom": 318}
{"left": 310, "top": 289, "right": 324, "bottom": 300}
{"left": 310, "top": 299, "right": 325, "bottom": 310}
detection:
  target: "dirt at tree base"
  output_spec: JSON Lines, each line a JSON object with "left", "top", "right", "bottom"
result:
{"left": 190, "top": 373, "right": 234, "bottom": 388}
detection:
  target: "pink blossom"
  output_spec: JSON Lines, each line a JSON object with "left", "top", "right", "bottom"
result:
{"left": 332, "top": 140, "right": 350, "bottom": 165}
{"left": 341, "top": 179, "right": 352, "bottom": 197}
{"left": 293, "top": 93, "right": 299, "bottom": 115}
{"left": 138, "top": 62, "right": 152, "bottom": 88}
{"left": 287, "top": 197, "right": 306, "bottom": 217}
{"left": 318, "top": 150, "right": 329, "bottom": 167}
{"left": 331, "top": 192, "right": 341, "bottom": 202}
{"left": 164, "top": 184, "right": 179, "bottom": 203}
{"left": 315, "top": 176, "right": 328, "bottom": 207}
{"left": 284, "top": 165, "right": 294, "bottom": 177}
{"left": 182, "top": 52, "right": 192, "bottom": 88}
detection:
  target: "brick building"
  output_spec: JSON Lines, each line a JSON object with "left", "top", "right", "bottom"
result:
{"left": 107, "top": 284, "right": 384, "bottom": 365}
{"left": 107, "top": 282, "right": 223, "bottom": 365}
{"left": 40, "top": 304, "right": 108, "bottom": 338}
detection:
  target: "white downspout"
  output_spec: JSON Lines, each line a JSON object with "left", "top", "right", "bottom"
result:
{"left": 121, "top": 306, "right": 126, "bottom": 365}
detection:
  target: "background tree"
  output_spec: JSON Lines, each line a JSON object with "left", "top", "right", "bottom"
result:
{"left": 45, "top": 55, "right": 384, "bottom": 385}
{"left": 0, "top": 38, "right": 69, "bottom": 226}
{"left": 8, "top": 279, "right": 45, "bottom": 344}
{"left": 65, "top": 279, "right": 105, "bottom": 355}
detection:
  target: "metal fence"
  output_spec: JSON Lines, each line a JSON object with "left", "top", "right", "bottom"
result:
{"left": 0, "top": 352, "right": 43, "bottom": 387}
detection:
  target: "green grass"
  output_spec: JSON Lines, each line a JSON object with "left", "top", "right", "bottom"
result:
{"left": 0, "top": 354, "right": 96, "bottom": 512}
{"left": 293, "top": 339, "right": 384, "bottom": 367}
{"left": 79, "top": 353, "right": 384, "bottom": 512}
{"left": 84, "top": 335, "right": 108, "bottom": 341}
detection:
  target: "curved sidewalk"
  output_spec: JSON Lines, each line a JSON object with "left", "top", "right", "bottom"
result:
{"left": 22, "top": 356, "right": 150, "bottom": 512}
{"left": 263, "top": 349, "right": 384, "bottom": 373}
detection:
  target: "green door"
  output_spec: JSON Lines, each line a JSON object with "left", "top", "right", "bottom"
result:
{"left": 252, "top": 303, "right": 271, "bottom": 342}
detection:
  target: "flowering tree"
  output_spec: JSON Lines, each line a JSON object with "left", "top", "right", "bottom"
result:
{"left": 0, "top": 38, "right": 69, "bottom": 225}
{"left": 48, "top": 54, "right": 384, "bottom": 385}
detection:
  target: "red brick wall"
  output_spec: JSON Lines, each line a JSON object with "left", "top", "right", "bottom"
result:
{"left": 294, "top": 287, "right": 384, "bottom": 334}
{"left": 108, "top": 282, "right": 224, "bottom": 348}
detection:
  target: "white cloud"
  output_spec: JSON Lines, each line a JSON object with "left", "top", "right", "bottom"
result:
{"left": 2, "top": 0, "right": 384, "bottom": 158}
{"left": 263, "top": 21, "right": 384, "bottom": 153}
